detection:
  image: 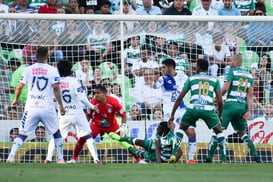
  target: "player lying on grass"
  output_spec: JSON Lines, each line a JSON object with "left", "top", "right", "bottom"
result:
{"left": 109, "top": 121, "right": 183, "bottom": 163}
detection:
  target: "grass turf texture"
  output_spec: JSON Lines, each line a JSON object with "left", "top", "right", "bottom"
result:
{"left": 0, "top": 163, "right": 272, "bottom": 182}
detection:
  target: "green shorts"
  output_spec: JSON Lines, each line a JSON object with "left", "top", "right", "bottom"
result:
{"left": 221, "top": 102, "right": 247, "bottom": 132}
{"left": 182, "top": 108, "right": 220, "bottom": 129}
{"left": 143, "top": 139, "right": 156, "bottom": 162}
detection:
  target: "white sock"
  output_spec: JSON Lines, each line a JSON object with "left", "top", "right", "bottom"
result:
{"left": 8, "top": 137, "right": 24, "bottom": 158}
{"left": 54, "top": 137, "right": 64, "bottom": 161}
{"left": 188, "top": 138, "right": 196, "bottom": 161}
{"left": 46, "top": 138, "right": 55, "bottom": 161}
{"left": 86, "top": 137, "right": 99, "bottom": 161}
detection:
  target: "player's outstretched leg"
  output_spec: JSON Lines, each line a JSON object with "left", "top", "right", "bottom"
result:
{"left": 186, "top": 127, "right": 196, "bottom": 164}
{"left": 68, "top": 137, "right": 87, "bottom": 163}
{"left": 206, "top": 135, "right": 218, "bottom": 163}
{"left": 241, "top": 134, "right": 260, "bottom": 163}
{"left": 53, "top": 131, "right": 65, "bottom": 164}
{"left": 85, "top": 134, "right": 100, "bottom": 164}
{"left": 44, "top": 137, "right": 55, "bottom": 163}
{"left": 109, "top": 132, "right": 135, "bottom": 144}
{"left": 6, "top": 135, "right": 26, "bottom": 163}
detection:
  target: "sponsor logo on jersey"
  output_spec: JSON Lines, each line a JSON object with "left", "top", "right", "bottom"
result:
{"left": 29, "top": 94, "right": 46, "bottom": 100}
{"left": 32, "top": 67, "right": 48, "bottom": 75}
{"left": 60, "top": 82, "right": 69, "bottom": 89}
{"left": 64, "top": 105, "right": 77, "bottom": 110}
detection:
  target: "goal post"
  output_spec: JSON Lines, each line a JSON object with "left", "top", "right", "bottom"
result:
{"left": 0, "top": 14, "right": 272, "bottom": 163}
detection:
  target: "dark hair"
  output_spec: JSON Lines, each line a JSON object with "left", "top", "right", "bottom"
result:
{"left": 8, "top": 58, "right": 21, "bottom": 67}
{"left": 94, "top": 84, "right": 107, "bottom": 93}
{"left": 158, "top": 122, "right": 170, "bottom": 135}
{"left": 141, "top": 44, "right": 151, "bottom": 52}
{"left": 85, "top": 5, "right": 95, "bottom": 12}
{"left": 167, "top": 41, "right": 178, "bottom": 49}
{"left": 254, "top": 7, "right": 266, "bottom": 15}
{"left": 35, "top": 126, "right": 45, "bottom": 132}
{"left": 197, "top": 59, "right": 209, "bottom": 72}
{"left": 10, "top": 128, "right": 19, "bottom": 135}
{"left": 259, "top": 54, "right": 271, "bottom": 72}
{"left": 36, "top": 47, "right": 48, "bottom": 61}
{"left": 99, "top": 0, "right": 111, "bottom": 7}
{"left": 7, "top": 106, "right": 16, "bottom": 112}
{"left": 162, "top": 58, "right": 176, "bottom": 69}
{"left": 57, "top": 60, "right": 72, "bottom": 77}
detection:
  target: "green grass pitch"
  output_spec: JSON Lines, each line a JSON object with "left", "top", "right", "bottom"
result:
{"left": 1, "top": 163, "right": 272, "bottom": 182}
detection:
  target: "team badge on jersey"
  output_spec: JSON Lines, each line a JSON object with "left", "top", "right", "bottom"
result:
{"left": 54, "top": 77, "right": 60, "bottom": 83}
{"left": 77, "top": 87, "right": 84, "bottom": 93}
{"left": 108, "top": 108, "right": 112, "bottom": 113}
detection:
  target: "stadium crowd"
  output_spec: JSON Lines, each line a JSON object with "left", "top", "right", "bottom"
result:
{"left": 0, "top": 0, "right": 272, "bottom": 158}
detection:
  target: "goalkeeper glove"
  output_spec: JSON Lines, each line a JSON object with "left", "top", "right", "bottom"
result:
{"left": 119, "top": 123, "right": 127, "bottom": 137}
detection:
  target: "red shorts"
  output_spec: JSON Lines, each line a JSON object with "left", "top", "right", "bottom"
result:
{"left": 90, "top": 123, "right": 120, "bottom": 138}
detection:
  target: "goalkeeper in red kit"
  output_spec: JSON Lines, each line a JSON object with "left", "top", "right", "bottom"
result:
{"left": 67, "top": 84, "right": 141, "bottom": 163}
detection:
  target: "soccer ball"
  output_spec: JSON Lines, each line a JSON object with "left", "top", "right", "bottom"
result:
{"left": 159, "top": 0, "right": 174, "bottom": 9}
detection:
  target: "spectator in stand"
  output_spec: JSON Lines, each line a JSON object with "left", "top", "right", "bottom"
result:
{"left": 180, "top": 33, "right": 205, "bottom": 74}
{"left": 85, "top": 6, "right": 95, "bottom": 14}
{"left": 256, "top": 103, "right": 273, "bottom": 121}
{"left": 10, "top": 128, "right": 19, "bottom": 142}
{"left": 195, "top": 22, "right": 213, "bottom": 57}
{"left": 128, "top": 103, "right": 142, "bottom": 121}
{"left": 250, "top": 96, "right": 265, "bottom": 120}
{"left": 253, "top": 73, "right": 265, "bottom": 104}
{"left": 132, "top": 44, "right": 159, "bottom": 87}
{"left": 223, "top": 22, "right": 240, "bottom": 56}
{"left": 161, "top": 41, "right": 191, "bottom": 76}
{"left": 89, "top": 67, "right": 104, "bottom": 99}
{"left": 59, "top": 20, "right": 84, "bottom": 63}
{"left": 75, "top": 58, "right": 94, "bottom": 99}
{"left": 38, "top": 0, "right": 59, "bottom": 14}
{"left": 50, "top": 7, "right": 66, "bottom": 37}
{"left": 0, "top": 0, "right": 9, "bottom": 13}
{"left": 133, "top": 68, "right": 162, "bottom": 120}
{"left": 124, "top": 35, "right": 141, "bottom": 81}
{"left": 29, "top": 126, "right": 48, "bottom": 142}
{"left": 251, "top": 54, "right": 272, "bottom": 90}
{"left": 109, "top": 0, "right": 120, "bottom": 13}
{"left": 233, "top": 0, "right": 255, "bottom": 15}
{"left": 192, "top": 0, "right": 218, "bottom": 32}
{"left": 218, "top": 0, "right": 241, "bottom": 15}
{"left": 151, "top": 36, "right": 167, "bottom": 62}
{"left": 164, "top": 0, "right": 192, "bottom": 15}
{"left": 85, "top": 20, "right": 112, "bottom": 66}
{"left": 247, "top": 7, "right": 273, "bottom": 56}
{"left": 6, "top": 106, "right": 18, "bottom": 120}
{"left": 131, "top": 0, "right": 143, "bottom": 10}
{"left": 78, "top": 0, "right": 97, "bottom": 14}
{"left": 112, "top": 83, "right": 123, "bottom": 105}
{"left": 153, "top": 108, "right": 163, "bottom": 121}
{"left": 66, "top": 0, "right": 80, "bottom": 14}
{"left": 136, "top": 0, "right": 162, "bottom": 15}
{"left": 95, "top": 0, "right": 112, "bottom": 14}
{"left": 209, "top": 32, "right": 231, "bottom": 77}
{"left": 114, "top": 0, "right": 136, "bottom": 15}
{"left": 15, "top": 0, "right": 36, "bottom": 13}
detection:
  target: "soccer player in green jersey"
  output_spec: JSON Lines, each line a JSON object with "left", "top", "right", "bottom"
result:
{"left": 109, "top": 122, "right": 183, "bottom": 163}
{"left": 169, "top": 58, "right": 227, "bottom": 163}
{"left": 207, "top": 54, "right": 261, "bottom": 163}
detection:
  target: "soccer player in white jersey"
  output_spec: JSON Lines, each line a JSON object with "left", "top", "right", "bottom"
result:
{"left": 154, "top": 58, "right": 197, "bottom": 164}
{"left": 44, "top": 60, "right": 100, "bottom": 164}
{"left": 6, "top": 47, "right": 66, "bottom": 163}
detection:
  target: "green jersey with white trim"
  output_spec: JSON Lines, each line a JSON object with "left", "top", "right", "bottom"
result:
{"left": 183, "top": 72, "right": 221, "bottom": 110}
{"left": 156, "top": 130, "right": 175, "bottom": 163}
{"left": 224, "top": 67, "right": 253, "bottom": 104}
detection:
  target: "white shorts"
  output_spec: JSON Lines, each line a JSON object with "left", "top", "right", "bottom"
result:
{"left": 59, "top": 111, "right": 91, "bottom": 139}
{"left": 164, "top": 107, "right": 186, "bottom": 124}
{"left": 19, "top": 108, "right": 59, "bottom": 136}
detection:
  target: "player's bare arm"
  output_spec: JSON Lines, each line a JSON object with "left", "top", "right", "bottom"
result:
{"left": 12, "top": 82, "right": 25, "bottom": 106}
{"left": 215, "top": 89, "right": 223, "bottom": 122}
{"left": 243, "top": 86, "right": 253, "bottom": 120}
{"left": 155, "top": 139, "right": 161, "bottom": 163}
{"left": 221, "top": 81, "right": 231, "bottom": 96}
{"left": 53, "top": 83, "right": 65, "bottom": 115}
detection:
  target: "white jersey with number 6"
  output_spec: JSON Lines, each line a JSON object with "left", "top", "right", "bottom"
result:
{"left": 59, "top": 76, "right": 93, "bottom": 138}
